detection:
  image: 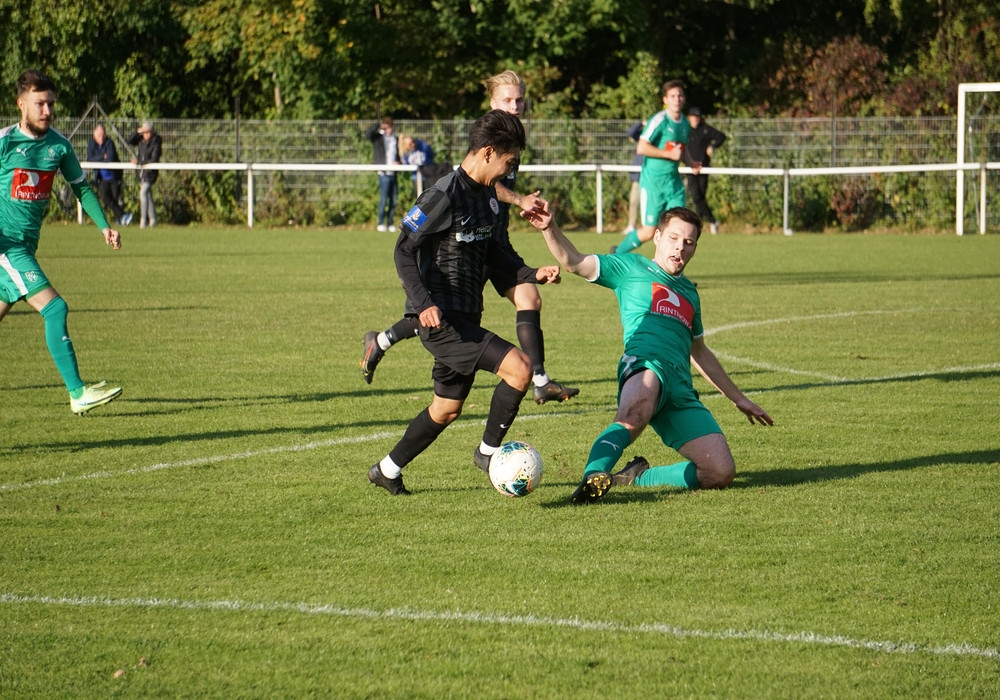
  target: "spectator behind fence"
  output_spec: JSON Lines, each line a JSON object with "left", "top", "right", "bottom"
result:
{"left": 86, "top": 124, "right": 132, "bottom": 227}
{"left": 126, "top": 120, "right": 162, "bottom": 229}
{"left": 365, "top": 116, "right": 399, "bottom": 231}
{"left": 685, "top": 107, "right": 727, "bottom": 234}
{"left": 400, "top": 134, "right": 436, "bottom": 193}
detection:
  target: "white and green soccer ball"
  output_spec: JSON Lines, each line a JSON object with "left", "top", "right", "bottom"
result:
{"left": 489, "top": 441, "right": 543, "bottom": 497}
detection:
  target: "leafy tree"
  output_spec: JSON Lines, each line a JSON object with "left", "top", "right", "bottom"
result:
{"left": 0, "top": 0, "right": 185, "bottom": 118}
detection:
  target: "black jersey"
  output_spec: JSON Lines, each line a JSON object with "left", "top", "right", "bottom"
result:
{"left": 395, "top": 167, "right": 534, "bottom": 317}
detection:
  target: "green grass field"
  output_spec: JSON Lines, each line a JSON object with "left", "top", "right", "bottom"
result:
{"left": 2, "top": 223, "right": 998, "bottom": 697}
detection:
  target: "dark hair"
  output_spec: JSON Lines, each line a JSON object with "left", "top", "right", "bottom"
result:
{"left": 662, "top": 79, "right": 685, "bottom": 96}
{"left": 467, "top": 109, "right": 526, "bottom": 156}
{"left": 17, "top": 69, "right": 56, "bottom": 97}
{"left": 658, "top": 206, "right": 702, "bottom": 238}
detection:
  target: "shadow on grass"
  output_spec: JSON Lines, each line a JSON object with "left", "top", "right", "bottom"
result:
{"left": 738, "top": 448, "right": 1000, "bottom": 489}
{"left": 0, "top": 379, "right": 615, "bottom": 456}
{"left": 537, "top": 448, "right": 1000, "bottom": 507}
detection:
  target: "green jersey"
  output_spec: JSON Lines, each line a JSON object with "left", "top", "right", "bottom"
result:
{"left": 592, "top": 252, "right": 702, "bottom": 371}
{"left": 0, "top": 123, "right": 109, "bottom": 247}
{"left": 638, "top": 110, "right": 691, "bottom": 191}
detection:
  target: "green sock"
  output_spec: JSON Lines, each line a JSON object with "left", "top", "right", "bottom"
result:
{"left": 40, "top": 297, "right": 84, "bottom": 394}
{"left": 618, "top": 229, "right": 643, "bottom": 253}
{"left": 635, "top": 461, "right": 700, "bottom": 489}
{"left": 583, "top": 423, "right": 632, "bottom": 477}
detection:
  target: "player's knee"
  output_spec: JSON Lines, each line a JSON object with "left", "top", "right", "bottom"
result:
{"left": 697, "top": 460, "right": 735, "bottom": 489}
{"left": 504, "top": 348, "right": 532, "bottom": 391}
{"left": 429, "top": 403, "right": 462, "bottom": 425}
{"left": 513, "top": 284, "right": 541, "bottom": 311}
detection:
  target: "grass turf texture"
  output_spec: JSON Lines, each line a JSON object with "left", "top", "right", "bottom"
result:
{"left": 1, "top": 224, "right": 998, "bottom": 697}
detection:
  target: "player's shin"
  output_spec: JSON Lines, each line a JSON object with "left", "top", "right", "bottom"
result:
{"left": 40, "top": 296, "right": 84, "bottom": 393}
{"left": 634, "top": 460, "right": 700, "bottom": 489}
{"left": 482, "top": 380, "right": 525, "bottom": 448}
{"left": 515, "top": 310, "right": 545, "bottom": 377}
{"left": 583, "top": 423, "right": 632, "bottom": 476}
{"left": 388, "top": 407, "right": 448, "bottom": 468}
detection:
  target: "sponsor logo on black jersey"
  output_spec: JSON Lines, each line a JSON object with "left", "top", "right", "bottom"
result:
{"left": 455, "top": 225, "right": 493, "bottom": 243}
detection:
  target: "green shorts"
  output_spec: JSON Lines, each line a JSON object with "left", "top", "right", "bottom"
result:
{"left": 617, "top": 354, "right": 721, "bottom": 451}
{"left": 0, "top": 242, "right": 50, "bottom": 304}
{"left": 639, "top": 175, "right": 686, "bottom": 228}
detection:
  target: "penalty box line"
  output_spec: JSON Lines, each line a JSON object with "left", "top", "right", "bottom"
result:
{"left": 1, "top": 592, "right": 997, "bottom": 661}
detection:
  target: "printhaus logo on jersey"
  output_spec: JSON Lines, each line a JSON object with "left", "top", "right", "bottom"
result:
{"left": 650, "top": 282, "right": 694, "bottom": 330}
{"left": 11, "top": 169, "right": 55, "bottom": 201}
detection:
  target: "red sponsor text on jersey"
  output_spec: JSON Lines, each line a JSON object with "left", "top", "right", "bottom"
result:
{"left": 11, "top": 169, "right": 55, "bottom": 201}
{"left": 650, "top": 282, "right": 694, "bottom": 330}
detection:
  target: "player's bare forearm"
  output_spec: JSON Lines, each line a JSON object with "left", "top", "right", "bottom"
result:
{"left": 520, "top": 208, "right": 595, "bottom": 278}
{"left": 637, "top": 139, "right": 682, "bottom": 162}
{"left": 495, "top": 182, "right": 516, "bottom": 205}
{"left": 496, "top": 183, "right": 545, "bottom": 213}
{"left": 690, "top": 339, "right": 773, "bottom": 426}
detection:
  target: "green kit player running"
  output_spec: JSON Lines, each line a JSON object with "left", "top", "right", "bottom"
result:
{"left": 522, "top": 205, "right": 773, "bottom": 503}
{"left": 615, "top": 80, "right": 700, "bottom": 255}
{"left": 0, "top": 69, "right": 122, "bottom": 414}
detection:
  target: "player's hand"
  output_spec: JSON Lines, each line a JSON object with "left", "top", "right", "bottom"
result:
{"left": 535, "top": 265, "right": 561, "bottom": 285}
{"left": 518, "top": 190, "right": 547, "bottom": 214}
{"left": 519, "top": 204, "right": 553, "bottom": 231}
{"left": 103, "top": 228, "right": 122, "bottom": 250}
{"left": 665, "top": 141, "right": 683, "bottom": 160}
{"left": 419, "top": 305, "right": 442, "bottom": 329}
{"left": 735, "top": 397, "right": 773, "bottom": 426}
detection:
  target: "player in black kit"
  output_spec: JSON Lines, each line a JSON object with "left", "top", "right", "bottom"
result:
{"left": 361, "top": 70, "right": 578, "bottom": 405}
{"left": 368, "top": 110, "right": 562, "bottom": 496}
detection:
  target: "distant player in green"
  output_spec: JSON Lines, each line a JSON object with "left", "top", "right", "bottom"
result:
{"left": 523, "top": 205, "right": 773, "bottom": 503}
{"left": 615, "top": 80, "right": 700, "bottom": 255}
{"left": 0, "top": 69, "right": 123, "bottom": 414}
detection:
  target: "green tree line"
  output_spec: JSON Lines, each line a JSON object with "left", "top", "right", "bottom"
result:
{"left": 1, "top": 0, "right": 997, "bottom": 122}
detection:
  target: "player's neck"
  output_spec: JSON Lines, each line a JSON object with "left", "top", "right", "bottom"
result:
{"left": 460, "top": 152, "right": 494, "bottom": 187}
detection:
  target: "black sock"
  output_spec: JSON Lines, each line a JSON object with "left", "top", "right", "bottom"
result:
{"left": 386, "top": 316, "right": 421, "bottom": 345}
{"left": 483, "top": 380, "right": 527, "bottom": 448}
{"left": 388, "top": 407, "right": 447, "bottom": 467}
{"left": 515, "top": 310, "right": 544, "bottom": 376}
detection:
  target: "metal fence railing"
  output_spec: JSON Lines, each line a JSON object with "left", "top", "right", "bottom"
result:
{"left": 7, "top": 114, "right": 998, "bottom": 232}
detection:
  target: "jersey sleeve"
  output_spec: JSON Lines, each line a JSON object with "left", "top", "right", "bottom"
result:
{"left": 395, "top": 185, "right": 454, "bottom": 314}
{"left": 59, "top": 144, "right": 87, "bottom": 186}
{"left": 62, "top": 143, "right": 111, "bottom": 230}
{"left": 400, "top": 183, "right": 453, "bottom": 244}
{"left": 591, "top": 253, "right": 633, "bottom": 289}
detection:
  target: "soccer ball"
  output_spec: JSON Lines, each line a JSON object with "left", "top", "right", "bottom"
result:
{"left": 489, "top": 441, "right": 543, "bottom": 497}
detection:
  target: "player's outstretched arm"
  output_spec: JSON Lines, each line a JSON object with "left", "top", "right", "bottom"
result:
{"left": 520, "top": 206, "right": 597, "bottom": 279}
{"left": 689, "top": 336, "right": 773, "bottom": 426}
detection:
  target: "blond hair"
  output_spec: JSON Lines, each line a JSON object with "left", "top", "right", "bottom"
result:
{"left": 485, "top": 70, "right": 524, "bottom": 99}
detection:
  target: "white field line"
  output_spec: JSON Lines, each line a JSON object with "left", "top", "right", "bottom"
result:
{"left": 714, "top": 354, "right": 1000, "bottom": 386}
{"left": 702, "top": 308, "right": 929, "bottom": 338}
{"left": 1, "top": 592, "right": 996, "bottom": 661}
{"left": 0, "top": 411, "right": 587, "bottom": 493}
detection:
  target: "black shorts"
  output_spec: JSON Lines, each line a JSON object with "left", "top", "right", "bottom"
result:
{"left": 420, "top": 313, "right": 516, "bottom": 400}
{"left": 488, "top": 250, "right": 528, "bottom": 297}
